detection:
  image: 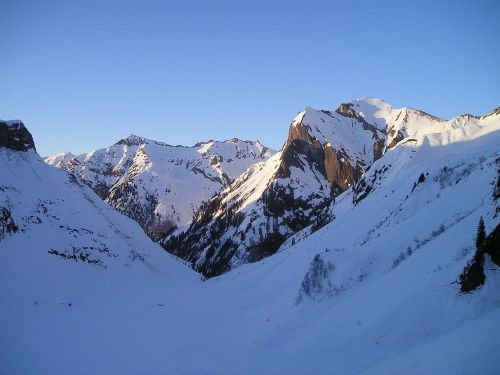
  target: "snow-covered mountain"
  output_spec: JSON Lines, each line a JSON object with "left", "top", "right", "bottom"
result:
{"left": 46, "top": 135, "right": 274, "bottom": 239}
{"left": 163, "top": 98, "right": 499, "bottom": 277}
{"left": 1, "top": 111, "right": 499, "bottom": 375}
{"left": 0, "top": 120, "right": 198, "bottom": 299}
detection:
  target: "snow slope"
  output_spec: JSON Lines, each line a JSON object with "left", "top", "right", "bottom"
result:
{"left": 2, "top": 108, "right": 499, "bottom": 375}
{"left": 46, "top": 135, "right": 274, "bottom": 238}
{"left": 0, "top": 122, "right": 199, "bottom": 321}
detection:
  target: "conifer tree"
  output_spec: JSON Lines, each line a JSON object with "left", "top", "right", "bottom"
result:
{"left": 476, "top": 217, "right": 486, "bottom": 250}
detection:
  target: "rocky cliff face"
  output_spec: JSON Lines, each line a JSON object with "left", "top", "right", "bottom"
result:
{"left": 163, "top": 98, "right": 450, "bottom": 277}
{"left": 0, "top": 120, "right": 36, "bottom": 152}
{"left": 279, "top": 107, "right": 371, "bottom": 195}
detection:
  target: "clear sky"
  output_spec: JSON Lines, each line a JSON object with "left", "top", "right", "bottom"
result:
{"left": 1, "top": 0, "right": 499, "bottom": 156}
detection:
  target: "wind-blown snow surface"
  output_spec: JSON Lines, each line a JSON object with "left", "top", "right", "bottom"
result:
{"left": 45, "top": 136, "right": 274, "bottom": 238}
{"left": 2, "top": 107, "right": 500, "bottom": 374}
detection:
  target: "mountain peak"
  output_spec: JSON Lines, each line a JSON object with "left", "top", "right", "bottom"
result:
{"left": 193, "top": 139, "right": 214, "bottom": 147}
{"left": 116, "top": 134, "right": 147, "bottom": 147}
{"left": 0, "top": 119, "right": 36, "bottom": 152}
{"left": 354, "top": 96, "right": 388, "bottom": 106}
{"left": 227, "top": 137, "right": 243, "bottom": 144}
{"left": 352, "top": 96, "right": 392, "bottom": 113}
{"left": 225, "top": 137, "right": 264, "bottom": 147}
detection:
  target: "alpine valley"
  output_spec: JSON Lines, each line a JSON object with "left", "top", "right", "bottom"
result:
{"left": 1, "top": 97, "right": 499, "bottom": 375}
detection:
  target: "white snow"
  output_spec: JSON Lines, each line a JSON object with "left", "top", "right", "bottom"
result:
{"left": 2, "top": 101, "right": 500, "bottom": 374}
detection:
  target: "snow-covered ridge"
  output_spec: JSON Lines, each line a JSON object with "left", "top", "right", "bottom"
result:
{"left": 164, "top": 98, "right": 500, "bottom": 277}
{"left": 46, "top": 134, "right": 275, "bottom": 239}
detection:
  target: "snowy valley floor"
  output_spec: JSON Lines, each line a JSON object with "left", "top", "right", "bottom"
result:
{"left": 1, "top": 237, "right": 499, "bottom": 375}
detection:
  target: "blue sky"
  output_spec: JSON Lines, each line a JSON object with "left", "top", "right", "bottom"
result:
{"left": 1, "top": 0, "right": 499, "bottom": 156}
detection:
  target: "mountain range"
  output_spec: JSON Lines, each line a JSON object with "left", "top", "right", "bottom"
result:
{"left": 45, "top": 97, "right": 500, "bottom": 278}
{"left": 46, "top": 135, "right": 273, "bottom": 239}
{"left": 1, "top": 98, "right": 499, "bottom": 375}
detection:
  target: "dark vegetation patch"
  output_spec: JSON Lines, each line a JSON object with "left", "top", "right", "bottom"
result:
{"left": 459, "top": 218, "right": 500, "bottom": 293}
{"left": 0, "top": 206, "right": 18, "bottom": 239}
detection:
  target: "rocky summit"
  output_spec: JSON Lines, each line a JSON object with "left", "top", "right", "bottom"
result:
{"left": 0, "top": 120, "right": 36, "bottom": 152}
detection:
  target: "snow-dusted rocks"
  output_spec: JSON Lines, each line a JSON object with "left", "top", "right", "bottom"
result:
{"left": 46, "top": 135, "right": 274, "bottom": 239}
{"left": 0, "top": 120, "right": 36, "bottom": 152}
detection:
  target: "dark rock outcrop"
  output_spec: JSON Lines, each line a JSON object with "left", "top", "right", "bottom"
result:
{"left": 0, "top": 120, "right": 36, "bottom": 152}
{"left": 335, "top": 103, "right": 362, "bottom": 120}
{"left": 387, "top": 127, "right": 405, "bottom": 149}
{"left": 324, "top": 145, "right": 363, "bottom": 193}
{"left": 278, "top": 122, "right": 326, "bottom": 178}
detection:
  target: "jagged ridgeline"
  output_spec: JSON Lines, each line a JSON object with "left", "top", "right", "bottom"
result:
{"left": 162, "top": 98, "right": 451, "bottom": 277}
{"left": 46, "top": 135, "right": 275, "bottom": 240}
